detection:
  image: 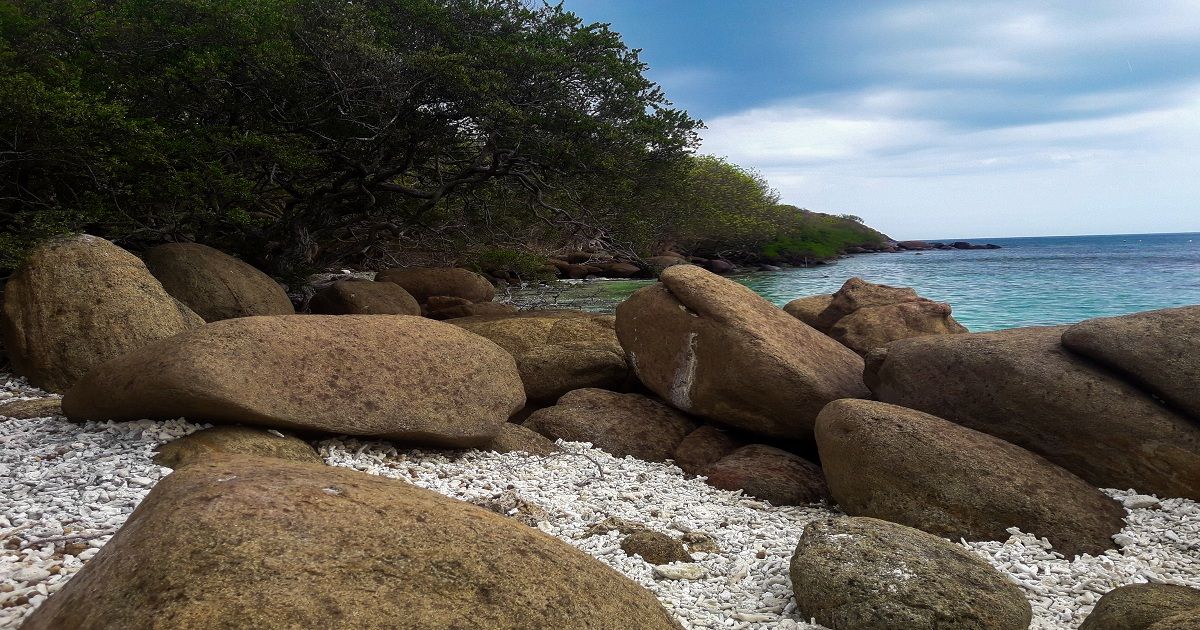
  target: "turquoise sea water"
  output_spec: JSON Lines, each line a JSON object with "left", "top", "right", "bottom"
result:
{"left": 512, "top": 232, "right": 1200, "bottom": 331}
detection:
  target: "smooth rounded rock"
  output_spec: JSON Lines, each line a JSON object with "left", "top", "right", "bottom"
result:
{"left": 485, "top": 423, "right": 560, "bottom": 456}
{"left": 816, "top": 399, "right": 1126, "bottom": 557}
{"left": 375, "top": 267, "right": 495, "bottom": 304}
{"left": 703, "top": 444, "right": 830, "bottom": 506}
{"left": 1, "top": 235, "right": 203, "bottom": 392}
{"left": 1079, "top": 583, "right": 1200, "bottom": 630}
{"left": 868, "top": 326, "right": 1200, "bottom": 498}
{"left": 524, "top": 389, "right": 696, "bottom": 462}
{"left": 153, "top": 426, "right": 322, "bottom": 469}
{"left": 829, "top": 300, "right": 967, "bottom": 356}
{"left": 0, "top": 398, "right": 62, "bottom": 420}
{"left": 782, "top": 294, "right": 833, "bottom": 330}
{"left": 1062, "top": 306, "right": 1200, "bottom": 421}
{"left": 308, "top": 279, "right": 420, "bottom": 315}
{"left": 790, "top": 517, "right": 1032, "bottom": 630}
{"left": 456, "top": 314, "right": 630, "bottom": 404}
{"left": 621, "top": 530, "right": 693, "bottom": 565}
{"left": 145, "top": 242, "right": 294, "bottom": 322}
{"left": 672, "top": 425, "right": 742, "bottom": 475}
{"left": 63, "top": 315, "right": 525, "bottom": 447}
{"left": 21, "top": 455, "right": 683, "bottom": 630}
{"left": 615, "top": 266, "right": 868, "bottom": 441}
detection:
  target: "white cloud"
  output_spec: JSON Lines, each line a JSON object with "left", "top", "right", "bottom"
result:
{"left": 699, "top": 83, "right": 1200, "bottom": 238}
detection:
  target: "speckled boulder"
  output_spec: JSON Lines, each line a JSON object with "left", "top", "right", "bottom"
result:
{"left": 308, "top": 279, "right": 420, "bottom": 315}
{"left": 456, "top": 314, "right": 630, "bottom": 404}
{"left": 1, "top": 235, "right": 203, "bottom": 392}
{"left": 1078, "top": 584, "right": 1200, "bottom": 630}
{"left": 63, "top": 315, "right": 524, "bottom": 448}
{"left": 145, "top": 242, "right": 294, "bottom": 322}
{"left": 782, "top": 294, "right": 833, "bottom": 330}
{"left": 21, "top": 456, "right": 683, "bottom": 630}
{"left": 703, "top": 445, "right": 830, "bottom": 506}
{"left": 0, "top": 398, "right": 62, "bottom": 420}
{"left": 1062, "top": 306, "right": 1200, "bottom": 421}
{"left": 485, "top": 423, "right": 560, "bottom": 456}
{"left": 790, "top": 517, "right": 1032, "bottom": 629}
{"left": 375, "top": 267, "right": 496, "bottom": 304}
{"left": 816, "top": 399, "right": 1125, "bottom": 557}
{"left": 672, "top": 425, "right": 742, "bottom": 475}
{"left": 153, "top": 426, "right": 321, "bottom": 469}
{"left": 868, "top": 326, "right": 1200, "bottom": 499}
{"left": 524, "top": 389, "right": 696, "bottom": 461}
{"left": 615, "top": 265, "right": 868, "bottom": 441}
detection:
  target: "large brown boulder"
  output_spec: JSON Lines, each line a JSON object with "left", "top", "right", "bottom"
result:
{"left": 782, "top": 294, "right": 833, "bottom": 330}
{"left": 868, "top": 326, "right": 1200, "bottom": 498}
{"left": 1062, "top": 306, "right": 1200, "bottom": 421}
{"left": 672, "top": 425, "right": 742, "bottom": 475}
{"left": 816, "top": 399, "right": 1126, "bottom": 557}
{"left": 63, "top": 315, "right": 525, "bottom": 448}
{"left": 829, "top": 300, "right": 967, "bottom": 355}
{"left": 814, "top": 277, "right": 924, "bottom": 331}
{"left": 485, "top": 423, "right": 560, "bottom": 456}
{"left": 427, "top": 301, "right": 518, "bottom": 320}
{"left": 702, "top": 444, "right": 830, "bottom": 505}
{"left": 804, "top": 277, "right": 966, "bottom": 354}
{"left": 1079, "top": 584, "right": 1200, "bottom": 630}
{"left": 308, "top": 279, "right": 420, "bottom": 315}
{"left": 375, "top": 267, "right": 495, "bottom": 304}
{"left": 615, "top": 265, "right": 868, "bottom": 441}
{"left": 524, "top": 389, "right": 696, "bottom": 461}
{"left": 790, "top": 517, "right": 1032, "bottom": 630}
{"left": 22, "top": 456, "right": 682, "bottom": 630}
{"left": 1149, "top": 609, "right": 1200, "bottom": 630}
{"left": 455, "top": 314, "right": 630, "bottom": 404}
{"left": 1, "top": 235, "right": 203, "bottom": 392}
{"left": 153, "top": 426, "right": 322, "bottom": 469}
{"left": 145, "top": 242, "right": 294, "bottom": 322}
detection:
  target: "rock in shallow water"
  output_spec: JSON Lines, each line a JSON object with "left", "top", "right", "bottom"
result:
{"left": 868, "top": 325, "right": 1200, "bottom": 499}
{"left": 815, "top": 399, "right": 1126, "bottom": 557}
{"left": 21, "top": 455, "right": 683, "bottom": 630}
{"left": 615, "top": 265, "right": 868, "bottom": 441}
{"left": 63, "top": 315, "right": 525, "bottom": 447}
{"left": 789, "top": 517, "right": 1032, "bottom": 630}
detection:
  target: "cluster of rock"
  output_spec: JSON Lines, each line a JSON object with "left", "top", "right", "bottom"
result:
{"left": 784, "top": 276, "right": 968, "bottom": 355}
{"left": 541, "top": 250, "right": 745, "bottom": 280}
{"left": 3, "top": 233, "right": 1199, "bottom": 629}
{"left": 892, "top": 240, "right": 1002, "bottom": 251}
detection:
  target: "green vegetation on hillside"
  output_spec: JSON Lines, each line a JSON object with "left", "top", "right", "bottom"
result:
{"left": 0, "top": 0, "right": 884, "bottom": 278}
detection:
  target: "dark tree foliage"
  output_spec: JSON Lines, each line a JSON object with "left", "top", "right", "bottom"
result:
{"left": 0, "top": 0, "right": 700, "bottom": 276}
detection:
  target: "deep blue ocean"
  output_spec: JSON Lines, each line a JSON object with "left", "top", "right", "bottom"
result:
{"left": 517, "top": 232, "right": 1200, "bottom": 331}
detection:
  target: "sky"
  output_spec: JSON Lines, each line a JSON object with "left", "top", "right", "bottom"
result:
{"left": 565, "top": 0, "right": 1200, "bottom": 239}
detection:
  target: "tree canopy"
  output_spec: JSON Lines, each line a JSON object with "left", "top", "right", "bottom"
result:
{"left": 0, "top": 0, "right": 882, "bottom": 278}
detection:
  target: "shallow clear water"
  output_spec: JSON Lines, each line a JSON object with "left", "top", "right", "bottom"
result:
{"left": 509, "top": 232, "right": 1200, "bottom": 331}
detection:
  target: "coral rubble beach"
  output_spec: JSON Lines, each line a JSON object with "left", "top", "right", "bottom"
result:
{"left": 2, "top": 378, "right": 1200, "bottom": 629}
{"left": 2, "top": 235, "right": 1200, "bottom": 629}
